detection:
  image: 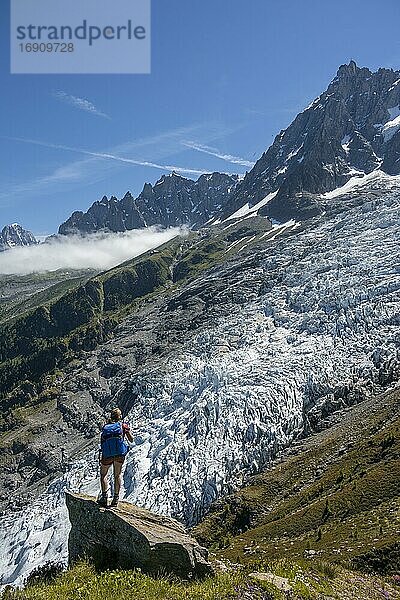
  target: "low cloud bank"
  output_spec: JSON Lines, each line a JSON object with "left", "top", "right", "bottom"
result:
{"left": 0, "top": 227, "right": 186, "bottom": 275}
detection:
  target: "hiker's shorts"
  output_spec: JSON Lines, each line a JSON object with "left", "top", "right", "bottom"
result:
{"left": 101, "top": 455, "right": 125, "bottom": 466}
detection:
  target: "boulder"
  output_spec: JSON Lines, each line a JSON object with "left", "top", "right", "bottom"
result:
{"left": 65, "top": 491, "right": 212, "bottom": 578}
{"left": 249, "top": 572, "right": 293, "bottom": 593}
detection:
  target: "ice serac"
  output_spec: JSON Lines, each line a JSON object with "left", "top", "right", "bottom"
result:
{"left": 65, "top": 491, "right": 212, "bottom": 578}
{"left": 0, "top": 223, "right": 37, "bottom": 252}
{"left": 223, "top": 61, "right": 400, "bottom": 221}
{"left": 58, "top": 172, "right": 240, "bottom": 234}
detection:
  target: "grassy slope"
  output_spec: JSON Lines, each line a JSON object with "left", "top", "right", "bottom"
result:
{"left": 1, "top": 558, "right": 399, "bottom": 600}
{"left": 193, "top": 387, "right": 400, "bottom": 575}
{"left": 0, "top": 270, "right": 96, "bottom": 325}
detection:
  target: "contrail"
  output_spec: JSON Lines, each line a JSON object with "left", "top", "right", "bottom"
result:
{"left": 3, "top": 136, "right": 215, "bottom": 177}
{"left": 183, "top": 141, "right": 254, "bottom": 168}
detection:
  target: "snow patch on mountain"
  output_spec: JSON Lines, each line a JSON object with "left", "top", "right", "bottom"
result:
{"left": 261, "top": 219, "right": 298, "bottom": 240}
{"left": 382, "top": 105, "right": 400, "bottom": 142}
{"left": 341, "top": 135, "right": 351, "bottom": 153}
{"left": 388, "top": 78, "right": 400, "bottom": 92}
{"left": 286, "top": 145, "right": 303, "bottom": 161}
{"left": 225, "top": 190, "right": 278, "bottom": 221}
{"left": 323, "top": 170, "right": 400, "bottom": 199}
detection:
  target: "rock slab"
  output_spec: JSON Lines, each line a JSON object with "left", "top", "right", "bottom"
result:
{"left": 65, "top": 491, "right": 212, "bottom": 578}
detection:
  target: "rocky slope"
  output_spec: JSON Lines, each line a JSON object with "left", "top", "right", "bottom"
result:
{"left": 0, "top": 170, "right": 399, "bottom": 586}
{"left": 58, "top": 172, "right": 240, "bottom": 235}
{"left": 0, "top": 224, "right": 37, "bottom": 252}
{"left": 221, "top": 61, "right": 400, "bottom": 221}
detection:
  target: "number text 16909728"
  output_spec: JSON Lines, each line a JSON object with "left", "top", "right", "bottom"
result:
{"left": 19, "top": 42, "right": 74, "bottom": 52}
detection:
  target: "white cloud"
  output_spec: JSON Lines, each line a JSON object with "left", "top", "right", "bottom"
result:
{"left": 183, "top": 141, "right": 255, "bottom": 168}
{"left": 53, "top": 91, "right": 111, "bottom": 119}
{"left": 0, "top": 227, "right": 187, "bottom": 275}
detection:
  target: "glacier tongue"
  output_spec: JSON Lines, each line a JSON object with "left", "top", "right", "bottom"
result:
{"left": 1, "top": 185, "right": 400, "bottom": 587}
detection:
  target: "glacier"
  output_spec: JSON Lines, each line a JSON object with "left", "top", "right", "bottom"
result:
{"left": 1, "top": 181, "right": 399, "bottom": 587}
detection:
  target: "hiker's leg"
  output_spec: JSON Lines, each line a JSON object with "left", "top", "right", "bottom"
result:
{"left": 100, "top": 463, "right": 111, "bottom": 495}
{"left": 113, "top": 459, "right": 124, "bottom": 498}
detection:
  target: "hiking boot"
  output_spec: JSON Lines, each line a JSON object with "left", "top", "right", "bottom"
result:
{"left": 110, "top": 495, "right": 119, "bottom": 508}
{"left": 97, "top": 494, "right": 108, "bottom": 508}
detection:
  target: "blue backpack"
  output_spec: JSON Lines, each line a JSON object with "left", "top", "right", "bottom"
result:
{"left": 101, "top": 422, "right": 129, "bottom": 459}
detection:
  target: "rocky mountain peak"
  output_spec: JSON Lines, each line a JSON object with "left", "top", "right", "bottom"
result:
{"left": 140, "top": 182, "right": 153, "bottom": 196}
{"left": 121, "top": 191, "right": 134, "bottom": 202}
{"left": 222, "top": 62, "right": 400, "bottom": 222}
{"left": 153, "top": 172, "right": 192, "bottom": 191}
{"left": 0, "top": 223, "right": 38, "bottom": 252}
{"left": 336, "top": 59, "right": 360, "bottom": 78}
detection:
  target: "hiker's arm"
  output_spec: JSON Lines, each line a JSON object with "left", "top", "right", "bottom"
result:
{"left": 122, "top": 422, "right": 134, "bottom": 443}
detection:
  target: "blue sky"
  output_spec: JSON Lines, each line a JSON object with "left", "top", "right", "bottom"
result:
{"left": 1, "top": 0, "right": 399, "bottom": 235}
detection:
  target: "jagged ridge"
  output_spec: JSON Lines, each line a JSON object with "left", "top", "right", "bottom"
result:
{"left": 58, "top": 172, "right": 239, "bottom": 235}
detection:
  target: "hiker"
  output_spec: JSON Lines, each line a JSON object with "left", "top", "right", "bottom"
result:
{"left": 98, "top": 407, "right": 133, "bottom": 508}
